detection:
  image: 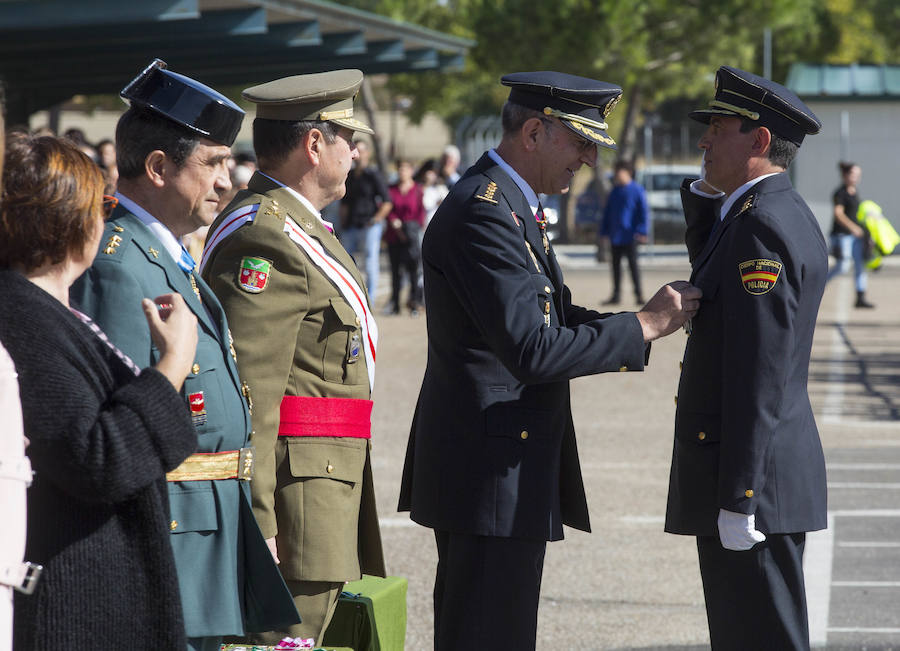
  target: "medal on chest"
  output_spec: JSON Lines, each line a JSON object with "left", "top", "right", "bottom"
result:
{"left": 535, "top": 207, "right": 550, "bottom": 254}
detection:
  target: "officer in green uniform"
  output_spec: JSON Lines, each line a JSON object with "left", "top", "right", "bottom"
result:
{"left": 70, "top": 60, "right": 299, "bottom": 651}
{"left": 199, "top": 69, "right": 386, "bottom": 646}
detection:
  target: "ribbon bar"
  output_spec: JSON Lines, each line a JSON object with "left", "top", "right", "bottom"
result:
{"left": 279, "top": 395, "right": 373, "bottom": 439}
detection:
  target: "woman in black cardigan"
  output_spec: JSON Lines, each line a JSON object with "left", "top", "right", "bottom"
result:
{"left": 0, "top": 134, "right": 200, "bottom": 650}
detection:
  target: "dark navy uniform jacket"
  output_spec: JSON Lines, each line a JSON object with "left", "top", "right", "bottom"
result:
{"left": 665, "top": 173, "right": 828, "bottom": 536}
{"left": 398, "top": 152, "right": 648, "bottom": 542}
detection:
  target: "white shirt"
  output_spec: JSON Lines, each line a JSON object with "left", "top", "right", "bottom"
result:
{"left": 258, "top": 172, "right": 335, "bottom": 232}
{"left": 115, "top": 193, "right": 186, "bottom": 266}
{"left": 689, "top": 172, "right": 780, "bottom": 221}
{"left": 487, "top": 149, "right": 540, "bottom": 218}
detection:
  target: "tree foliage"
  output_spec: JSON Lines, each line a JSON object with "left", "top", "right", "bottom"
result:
{"left": 340, "top": 0, "right": 899, "bottom": 151}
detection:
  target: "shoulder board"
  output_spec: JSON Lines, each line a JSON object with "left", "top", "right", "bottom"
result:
{"left": 99, "top": 221, "right": 132, "bottom": 258}
{"left": 474, "top": 180, "right": 499, "bottom": 205}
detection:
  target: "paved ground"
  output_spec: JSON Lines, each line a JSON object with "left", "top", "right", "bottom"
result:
{"left": 364, "top": 246, "right": 900, "bottom": 650}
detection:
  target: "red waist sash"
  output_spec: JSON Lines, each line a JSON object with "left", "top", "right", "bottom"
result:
{"left": 279, "top": 395, "right": 372, "bottom": 439}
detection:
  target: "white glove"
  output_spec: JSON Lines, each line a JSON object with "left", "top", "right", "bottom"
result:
{"left": 717, "top": 508, "right": 766, "bottom": 551}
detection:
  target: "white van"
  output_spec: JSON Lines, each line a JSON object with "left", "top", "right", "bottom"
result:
{"left": 635, "top": 164, "right": 699, "bottom": 243}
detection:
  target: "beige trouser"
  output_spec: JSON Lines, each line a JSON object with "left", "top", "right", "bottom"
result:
{"left": 246, "top": 580, "right": 342, "bottom": 646}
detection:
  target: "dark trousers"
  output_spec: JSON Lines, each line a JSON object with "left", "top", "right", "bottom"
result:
{"left": 433, "top": 530, "right": 546, "bottom": 651}
{"left": 387, "top": 240, "right": 422, "bottom": 310}
{"left": 697, "top": 533, "right": 809, "bottom": 651}
{"left": 609, "top": 241, "right": 642, "bottom": 300}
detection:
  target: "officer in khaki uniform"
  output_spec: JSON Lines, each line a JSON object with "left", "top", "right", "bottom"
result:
{"left": 71, "top": 61, "right": 299, "bottom": 651}
{"left": 200, "top": 69, "right": 385, "bottom": 646}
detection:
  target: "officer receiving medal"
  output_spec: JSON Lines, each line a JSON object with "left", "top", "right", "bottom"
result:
{"left": 664, "top": 65, "right": 827, "bottom": 651}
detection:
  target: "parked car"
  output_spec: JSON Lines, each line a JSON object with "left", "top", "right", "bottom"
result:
{"left": 635, "top": 164, "right": 699, "bottom": 243}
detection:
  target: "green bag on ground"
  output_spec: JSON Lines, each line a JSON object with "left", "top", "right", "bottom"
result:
{"left": 320, "top": 575, "right": 408, "bottom": 651}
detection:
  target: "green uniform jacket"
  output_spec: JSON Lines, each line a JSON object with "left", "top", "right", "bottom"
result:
{"left": 200, "top": 172, "right": 385, "bottom": 582}
{"left": 71, "top": 206, "right": 299, "bottom": 637}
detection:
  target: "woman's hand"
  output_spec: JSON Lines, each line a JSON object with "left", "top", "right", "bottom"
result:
{"left": 142, "top": 293, "right": 198, "bottom": 392}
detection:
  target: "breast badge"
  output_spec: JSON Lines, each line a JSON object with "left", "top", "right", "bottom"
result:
{"left": 188, "top": 391, "right": 207, "bottom": 427}
{"left": 238, "top": 256, "right": 271, "bottom": 293}
{"left": 739, "top": 258, "right": 782, "bottom": 295}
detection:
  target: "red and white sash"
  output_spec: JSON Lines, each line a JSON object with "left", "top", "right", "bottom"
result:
{"left": 283, "top": 215, "right": 377, "bottom": 392}
{"left": 197, "top": 203, "right": 260, "bottom": 276}
{"left": 200, "top": 206, "right": 378, "bottom": 391}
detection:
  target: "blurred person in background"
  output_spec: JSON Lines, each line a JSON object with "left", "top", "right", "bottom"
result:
{"left": 62, "top": 127, "right": 96, "bottom": 161}
{"left": 96, "top": 138, "right": 118, "bottom": 193}
{"left": 825, "top": 161, "right": 873, "bottom": 308}
{"left": 439, "top": 143, "right": 461, "bottom": 187}
{"left": 415, "top": 158, "right": 449, "bottom": 229}
{"left": 340, "top": 139, "right": 392, "bottom": 303}
{"left": 599, "top": 159, "right": 648, "bottom": 305}
{"left": 385, "top": 158, "right": 425, "bottom": 316}
{"left": 1, "top": 132, "right": 199, "bottom": 650}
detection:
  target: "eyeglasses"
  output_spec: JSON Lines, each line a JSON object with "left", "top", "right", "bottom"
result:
{"left": 543, "top": 118, "right": 596, "bottom": 156}
{"left": 102, "top": 195, "right": 118, "bottom": 218}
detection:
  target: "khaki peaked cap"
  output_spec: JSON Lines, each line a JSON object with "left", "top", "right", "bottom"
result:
{"left": 243, "top": 69, "right": 374, "bottom": 135}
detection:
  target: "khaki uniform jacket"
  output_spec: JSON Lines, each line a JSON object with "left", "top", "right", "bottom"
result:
{"left": 201, "top": 172, "right": 385, "bottom": 582}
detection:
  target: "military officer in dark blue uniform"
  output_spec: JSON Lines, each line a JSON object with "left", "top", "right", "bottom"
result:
{"left": 398, "top": 71, "right": 702, "bottom": 651}
{"left": 71, "top": 60, "right": 299, "bottom": 651}
{"left": 664, "top": 66, "right": 827, "bottom": 650}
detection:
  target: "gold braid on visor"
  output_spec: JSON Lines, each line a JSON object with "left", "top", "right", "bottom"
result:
{"left": 542, "top": 107, "right": 608, "bottom": 131}
{"left": 708, "top": 100, "right": 760, "bottom": 121}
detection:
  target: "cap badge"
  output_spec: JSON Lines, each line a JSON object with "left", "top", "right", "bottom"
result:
{"left": 739, "top": 259, "right": 782, "bottom": 295}
{"left": 603, "top": 94, "right": 621, "bottom": 119}
{"left": 238, "top": 256, "right": 272, "bottom": 293}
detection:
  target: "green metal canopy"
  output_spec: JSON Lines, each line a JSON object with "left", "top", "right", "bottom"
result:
{"left": 786, "top": 63, "right": 900, "bottom": 100}
{"left": 0, "top": 0, "right": 473, "bottom": 123}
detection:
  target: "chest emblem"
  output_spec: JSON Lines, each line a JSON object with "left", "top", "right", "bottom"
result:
{"left": 238, "top": 256, "right": 272, "bottom": 293}
{"left": 739, "top": 258, "right": 782, "bottom": 295}
{"left": 188, "top": 391, "right": 207, "bottom": 427}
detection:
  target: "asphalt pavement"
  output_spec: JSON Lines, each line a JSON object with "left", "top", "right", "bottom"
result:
{"left": 366, "top": 245, "right": 900, "bottom": 650}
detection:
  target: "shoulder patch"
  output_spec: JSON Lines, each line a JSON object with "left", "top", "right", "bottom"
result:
{"left": 474, "top": 181, "right": 499, "bottom": 204}
{"left": 739, "top": 258, "right": 781, "bottom": 295}
{"left": 238, "top": 256, "right": 272, "bottom": 293}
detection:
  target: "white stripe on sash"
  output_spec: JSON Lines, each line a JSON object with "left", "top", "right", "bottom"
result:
{"left": 198, "top": 204, "right": 260, "bottom": 275}
{"left": 283, "top": 216, "right": 378, "bottom": 392}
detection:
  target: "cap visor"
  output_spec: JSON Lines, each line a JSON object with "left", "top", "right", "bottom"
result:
{"left": 688, "top": 108, "right": 741, "bottom": 124}
{"left": 332, "top": 116, "right": 374, "bottom": 136}
{"left": 560, "top": 118, "right": 616, "bottom": 150}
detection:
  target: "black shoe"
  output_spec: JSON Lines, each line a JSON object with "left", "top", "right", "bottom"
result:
{"left": 602, "top": 296, "right": 620, "bottom": 306}
{"left": 635, "top": 296, "right": 645, "bottom": 305}
{"left": 382, "top": 303, "right": 400, "bottom": 315}
{"left": 855, "top": 292, "right": 875, "bottom": 309}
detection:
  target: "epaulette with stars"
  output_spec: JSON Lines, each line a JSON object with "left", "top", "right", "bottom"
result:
{"left": 474, "top": 180, "right": 499, "bottom": 205}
